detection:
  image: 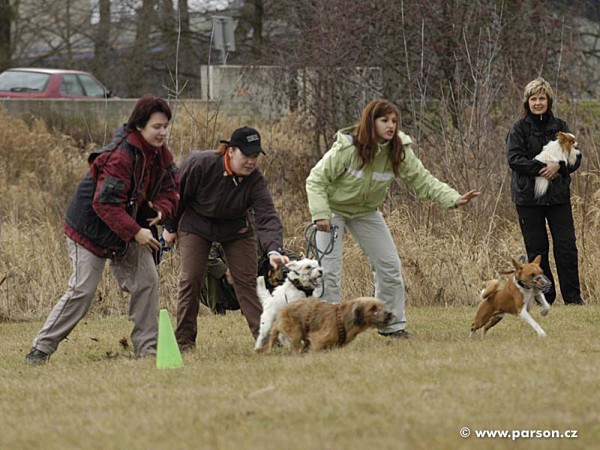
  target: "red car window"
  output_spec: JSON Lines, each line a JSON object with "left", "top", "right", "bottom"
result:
{"left": 78, "top": 74, "right": 106, "bottom": 97}
{"left": 60, "top": 74, "right": 85, "bottom": 96}
{"left": 0, "top": 71, "right": 50, "bottom": 93}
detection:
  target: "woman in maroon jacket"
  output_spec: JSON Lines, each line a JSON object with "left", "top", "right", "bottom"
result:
{"left": 26, "top": 95, "right": 180, "bottom": 365}
{"left": 163, "top": 127, "right": 288, "bottom": 350}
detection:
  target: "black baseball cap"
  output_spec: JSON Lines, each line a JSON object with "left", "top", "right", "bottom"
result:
{"left": 226, "top": 127, "right": 265, "bottom": 155}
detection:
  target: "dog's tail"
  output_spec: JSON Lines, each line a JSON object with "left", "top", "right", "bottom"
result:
{"left": 534, "top": 176, "right": 549, "bottom": 198}
{"left": 481, "top": 279, "right": 500, "bottom": 300}
{"left": 256, "top": 276, "right": 270, "bottom": 305}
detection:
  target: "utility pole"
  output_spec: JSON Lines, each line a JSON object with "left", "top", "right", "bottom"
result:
{"left": 208, "top": 16, "right": 236, "bottom": 101}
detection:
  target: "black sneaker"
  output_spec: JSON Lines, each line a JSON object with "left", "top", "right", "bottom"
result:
{"left": 379, "top": 329, "right": 413, "bottom": 339}
{"left": 25, "top": 348, "right": 49, "bottom": 365}
{"left": 565, "top": 300, "right": 584, "bottom": 305}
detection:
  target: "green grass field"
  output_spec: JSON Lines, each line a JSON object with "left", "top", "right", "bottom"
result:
{"left": 1, "top": 305, "right": 597, "bottom": 450}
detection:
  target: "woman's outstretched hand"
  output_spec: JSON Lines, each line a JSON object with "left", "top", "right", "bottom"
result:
{"left": 455, "top": 189, "right": 481, "bottom": 207}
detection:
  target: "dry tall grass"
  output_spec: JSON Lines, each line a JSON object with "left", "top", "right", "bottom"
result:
{"left": 1, "top": 103, "right": 599, "bottom": 323}
{"left": 1, "top": 101, "right": 599, "bottom": 450}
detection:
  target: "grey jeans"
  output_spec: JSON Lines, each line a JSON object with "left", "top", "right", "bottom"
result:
{"left": 315, "top": 210, "right": 407, "bottom": 333}
{"left": 32, "top": 238, "right": 159, "bottom": 357}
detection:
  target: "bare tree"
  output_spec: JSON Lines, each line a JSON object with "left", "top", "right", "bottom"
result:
{"left": 176, "top": 0, "right": 200, "bottom": 96}
{"left": 234, "top": 0, "right": 264, "bottom": 58}
{"left": 7, "top": 0, "right": 92, "bottom": 67}
{"left": 127, "top": 0, "right": 157, "bottom": 96}
{"left": 92, "top": 0, "right": 111, "bottom": 87}
{"left": 0, "top": 0, "right": 12, "bottom": 70}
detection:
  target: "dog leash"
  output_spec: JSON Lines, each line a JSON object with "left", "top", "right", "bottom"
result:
{"left": 303, "top": 223, "right": 338, "bottom": 298}
{"left": 303, "top": 223, "right": 338, "bottom": 265}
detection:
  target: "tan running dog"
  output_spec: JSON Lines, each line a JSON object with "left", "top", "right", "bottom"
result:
{"left": 257, "top": 297, "right": 392, "bottom": 354}
{"left": 470, "top": 255, "right": 552, "bottom": 338}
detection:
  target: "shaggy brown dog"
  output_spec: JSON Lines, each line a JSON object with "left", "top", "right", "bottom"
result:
{"left": 256, "top": 297, "right": 392, "bottom": 354}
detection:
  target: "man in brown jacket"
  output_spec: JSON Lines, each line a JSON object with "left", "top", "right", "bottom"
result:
{"left": 163, "top": 127, "right": 288, "bottom": 351}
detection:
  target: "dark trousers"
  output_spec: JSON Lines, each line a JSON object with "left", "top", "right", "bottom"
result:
{"left": 175, "top": 232, "right": 262, "bottom": 348}
{"left": 516, "top": 204, "right": 582, "bottom": 304}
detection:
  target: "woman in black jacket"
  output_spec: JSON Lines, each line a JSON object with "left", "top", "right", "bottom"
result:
{"left": 506, "top": 77, "right": 583, "bottom": 305}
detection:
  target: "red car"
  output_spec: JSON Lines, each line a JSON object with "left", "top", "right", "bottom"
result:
{"left": 0, "top": 68, "right": 115, "bottom": 99}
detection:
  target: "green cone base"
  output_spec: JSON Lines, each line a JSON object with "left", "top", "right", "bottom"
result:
{"left": 156, "top": 309, "right": 184, "bottom": 369}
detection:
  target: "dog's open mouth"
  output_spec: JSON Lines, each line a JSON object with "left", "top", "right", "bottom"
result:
{"left": 373, "top": 311, "right": 393, "bottom": 328}
{"left": 381, "top": 311, "right": 393, "bottom": 326}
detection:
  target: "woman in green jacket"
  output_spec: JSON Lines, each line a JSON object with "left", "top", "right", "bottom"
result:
{"left": 306, "top": 99, "right": 479, "bottom": 338}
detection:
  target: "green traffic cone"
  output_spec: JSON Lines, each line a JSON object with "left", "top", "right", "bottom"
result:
{"left": 156, "top": 309, "right": 184, "bottom": 369}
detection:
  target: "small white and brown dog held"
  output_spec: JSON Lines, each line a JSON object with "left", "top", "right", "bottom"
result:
{"left": 257, "top": 297, "right": 393, "bottom": 355}
{"left": 470, "top": 255, "right": 552, "bottom": 338}
{"left": 534, "top": 131, "right": 580, "bottom": 198}
{"left": 254, "top": 258, "right": 323, "bottom": 351}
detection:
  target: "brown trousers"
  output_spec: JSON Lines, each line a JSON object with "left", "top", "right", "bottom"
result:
{"left": 175, "top": 232, "right": 262, "bottom": 347}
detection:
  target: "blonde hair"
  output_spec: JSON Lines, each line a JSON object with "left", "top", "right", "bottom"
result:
{"left": 522, "top": 77, "right": 554, "bottom": 115}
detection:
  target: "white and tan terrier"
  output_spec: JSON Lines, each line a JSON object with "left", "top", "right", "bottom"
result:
{"left": 470, "top": 255, "right": 552, "bottom": 338}
{"left": 254, "top": 258, "right": 323, "bottom": 351}
{"left": 534, "top": 131, "right": 580, "bottom": 198}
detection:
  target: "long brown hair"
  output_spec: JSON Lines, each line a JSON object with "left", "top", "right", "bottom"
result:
{"left": 352, "top": 99, "right": 405, "bottom": 176}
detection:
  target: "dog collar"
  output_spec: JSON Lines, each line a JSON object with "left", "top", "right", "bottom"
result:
{"left": 291, "top": 279, "right": 315, "bottom": 296}
{"left": 336, "top": 308, "right": 347, "bottom": 346}
{"left": 517, "top": 278, "right": 531, "bottom": 290}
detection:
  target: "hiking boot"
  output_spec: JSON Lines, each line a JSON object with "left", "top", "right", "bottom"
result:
{"left": 25, "top": 348, "right": 49, "bottom": 365}
{"left": 379, "top": 329, "right": 413, "bottom": 339}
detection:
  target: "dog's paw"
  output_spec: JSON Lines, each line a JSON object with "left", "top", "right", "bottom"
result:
{"left": 254, "top": 335, "right": 266, "bottom": 351}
